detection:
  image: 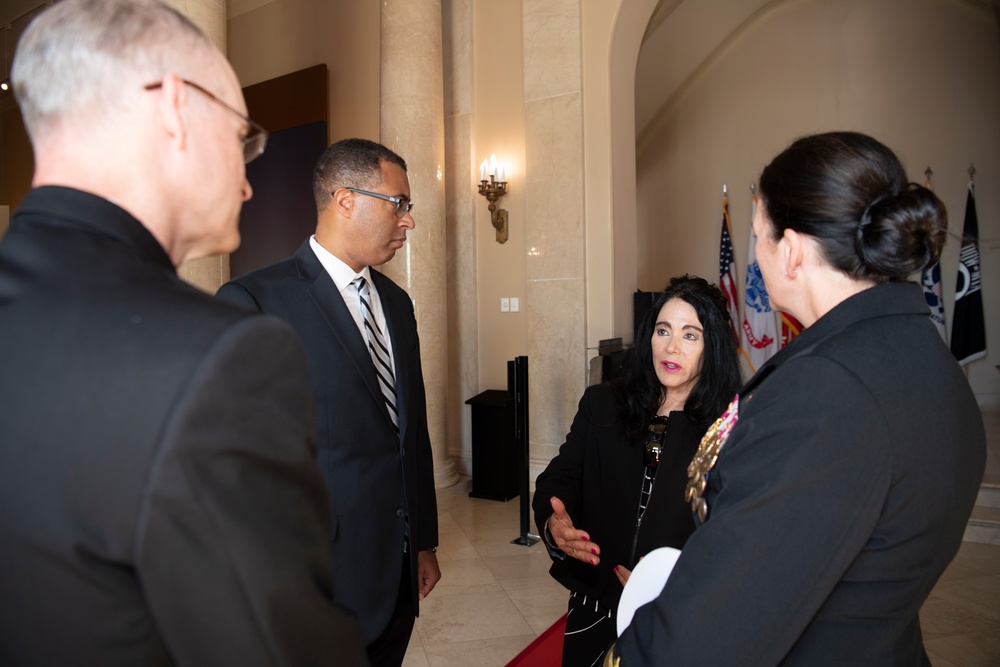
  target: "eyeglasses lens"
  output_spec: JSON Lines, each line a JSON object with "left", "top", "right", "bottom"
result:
{"left": 243, "top": 132, "right": 268, "bottom": 164}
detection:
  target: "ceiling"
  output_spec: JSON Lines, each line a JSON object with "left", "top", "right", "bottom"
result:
{"left": 634, "top": 0, "right": 782, "bottom": 139}
{"left": 633, "top": 0, "right": 1000, "bottom": 141}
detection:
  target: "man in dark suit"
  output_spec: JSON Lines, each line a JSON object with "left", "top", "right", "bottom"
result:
{"left": 218, "top": 138, "right": 441, "bottom": 666}
{"left": 0, "top": 1, "right": 368, "bottom": 665}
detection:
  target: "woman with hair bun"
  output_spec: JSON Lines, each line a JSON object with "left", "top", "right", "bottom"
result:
{"left": 608, "top": 132, "right": 986, "bottom": 666}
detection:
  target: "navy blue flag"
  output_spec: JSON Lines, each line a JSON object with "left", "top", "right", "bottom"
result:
{"left": 950, "top": 183, "right": 986, "bottom": 365}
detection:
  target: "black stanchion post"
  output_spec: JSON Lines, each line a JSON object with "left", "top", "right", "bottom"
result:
{"left": 510, "top": 355, "right": 539, "bottom": 546}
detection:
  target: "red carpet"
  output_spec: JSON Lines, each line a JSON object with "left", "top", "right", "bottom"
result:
{"left": 506, "top": 613, "right": 566, "bottom": 666}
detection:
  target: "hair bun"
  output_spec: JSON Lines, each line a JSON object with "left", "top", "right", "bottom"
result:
{"left": 856, "top": 183, "right": 947, "bottom": 280}
{"left": 858, "top": 193, "right": 892, "bottom": 233}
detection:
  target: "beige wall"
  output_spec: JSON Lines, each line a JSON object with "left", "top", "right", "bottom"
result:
{"left": 471, "top": 1, "right": 529, "bottom": 391}
{"left": 603, "top": 0, "right": 658, "bottom": 345}
{"left": 227, "top": 0, "right": 381, "bottom": 143}
{"left": 636, "top": 0, "right": 1000, "bottom": 405}
{"left": 455, "top": 0, "right": 590, "bottom": 474}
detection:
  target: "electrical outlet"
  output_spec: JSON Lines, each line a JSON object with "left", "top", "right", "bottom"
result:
{"left": 510, "top": 297, "right": 519, "bottom": 312}
{"left": 500, "top": 298, "right": 510, "bottom": 312}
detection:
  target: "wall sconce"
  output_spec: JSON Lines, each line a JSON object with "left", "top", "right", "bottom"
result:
{"left": 478, "top": 153, "right": 508, "bottom": 244}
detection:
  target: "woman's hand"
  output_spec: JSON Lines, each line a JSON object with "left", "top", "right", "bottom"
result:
{"left": 614, "top": 564, "right": 632, "bottom": 587}
{"left": 547, "top": 496, "right": 602, "bottom": 566}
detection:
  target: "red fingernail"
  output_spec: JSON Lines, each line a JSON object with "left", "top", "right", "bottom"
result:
{"left": 581, "top": 536, "right": 589, "bottom": 541}
{"left": 591, "top": 549, "right": 598, "bottom": 555}
{"left": 613, "top": 566, "right": 619, "bottom": 573}
{"left": 591, "top": 559, "right": 597, "bottom": 566}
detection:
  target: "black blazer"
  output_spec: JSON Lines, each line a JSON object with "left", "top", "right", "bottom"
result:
{"left": 533, "top": 382, "right": 706, "bottom": 612}
{"left": 617, "top": 282, "right": 987, "bottom": 665}
{"left": 218, "top": 239, "right": 438, "bottom": 644}
{"left": 0, "top": 187, "right": 367, "bottom": 666}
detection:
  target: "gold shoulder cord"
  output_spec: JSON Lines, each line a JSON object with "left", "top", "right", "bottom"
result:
{"left": 684, "top": 394, "right": 740, "bottom": 522}
{"left": 602, "top": 644, "right": 620, "bottom": 667}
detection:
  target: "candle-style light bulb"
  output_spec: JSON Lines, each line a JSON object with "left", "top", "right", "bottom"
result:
{"left": 498, "top": 162, "right": 505, "bottom": 183}
{"left": 489, "top": 153, "right": 497, "bottom": 180}
{"left": 479, "top": 159, "right": 488, "bottom": 182}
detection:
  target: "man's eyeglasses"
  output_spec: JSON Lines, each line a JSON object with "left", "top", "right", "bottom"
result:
{"left": 342, "top": 187, "right": 414, "bottom": 218}
{"left": 144, "top": 79, "right": 269, "bottom": 164}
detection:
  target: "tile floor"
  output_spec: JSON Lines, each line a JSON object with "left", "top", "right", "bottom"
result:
{"left": 404, "top": 409, "right": 1000, "bottom": 666}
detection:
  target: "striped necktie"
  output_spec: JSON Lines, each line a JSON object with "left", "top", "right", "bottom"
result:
{"left": 352, "top": 276, "right": 399, "bottom": 432}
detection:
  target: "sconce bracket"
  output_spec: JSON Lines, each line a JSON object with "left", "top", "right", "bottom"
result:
{"left": 493, "top": 209, "right": 508, "bottom": 244}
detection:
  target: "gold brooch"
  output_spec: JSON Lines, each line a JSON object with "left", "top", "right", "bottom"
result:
{"left": 685, "top": 395, "right": 740, "bottom": 522}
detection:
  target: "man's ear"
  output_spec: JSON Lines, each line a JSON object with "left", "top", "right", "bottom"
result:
{"left": 331, "top": 187, "right": 355, "bottom": 218}
{"left": 155, "top": 72, "right": 188, "bottom": 154}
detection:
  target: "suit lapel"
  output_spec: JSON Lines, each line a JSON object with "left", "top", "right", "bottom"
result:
{"left": 293, "top": 243, "right": 389, "bottom": 422}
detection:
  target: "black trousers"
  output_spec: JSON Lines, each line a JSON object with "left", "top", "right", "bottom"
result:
{"left": 366, "top": 557, "right": 415, "bottom": 667}
{"left": 562, "top": 592, "right": 616, "bottom": 667}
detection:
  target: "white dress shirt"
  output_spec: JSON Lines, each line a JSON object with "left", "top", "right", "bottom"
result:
{"left": 309, "top": 235, "right": 396, "bottom": 376}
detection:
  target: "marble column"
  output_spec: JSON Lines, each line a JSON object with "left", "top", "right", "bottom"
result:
{"left": 442, "top": 0, "right": 478, "bottom": 477}
{"left": 167, "top": 0, "right": 231, "bottom": 293}
{"left": 523, "top": 0, "right": 586, "bottom": 477}
{"left": 381, "top": 0, "right": 459, "bottom": 488}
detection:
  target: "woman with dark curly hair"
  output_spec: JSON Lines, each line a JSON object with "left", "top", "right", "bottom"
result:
{"left": 533, "top": 274, "right": 742, "bottom": 666}
{"left": 609, "top": 132, "right": 986, "bottom": 666}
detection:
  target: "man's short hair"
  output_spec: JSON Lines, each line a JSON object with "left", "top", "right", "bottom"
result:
{"left": 12, "top": 0, "right": 212, "bottom": 142}
{"left": 313, "top": 138, "right": 408, "bottom": 213}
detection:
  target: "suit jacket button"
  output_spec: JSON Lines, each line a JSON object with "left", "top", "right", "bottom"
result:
{"left": 396, "top": 508, "right": 406, "bottom": 518}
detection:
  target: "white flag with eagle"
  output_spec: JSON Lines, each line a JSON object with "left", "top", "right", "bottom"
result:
{"left": 740, "top": 195, "right": 778, "bottom": 373}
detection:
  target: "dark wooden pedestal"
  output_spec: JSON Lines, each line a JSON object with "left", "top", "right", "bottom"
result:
{"left": 465, "top": 389, "right": 519, "bottom": 501}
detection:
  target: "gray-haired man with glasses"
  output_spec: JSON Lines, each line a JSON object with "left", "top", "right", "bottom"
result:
{"left": 219, "top": 138, "right": 441, "bottom": 667}
{"left": 0, "top": 1, "right": 368, "bottom": 665}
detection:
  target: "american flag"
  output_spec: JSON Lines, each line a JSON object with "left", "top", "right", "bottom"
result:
{"left": 719, "top": 197, "right": 740, "bottom": 346}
